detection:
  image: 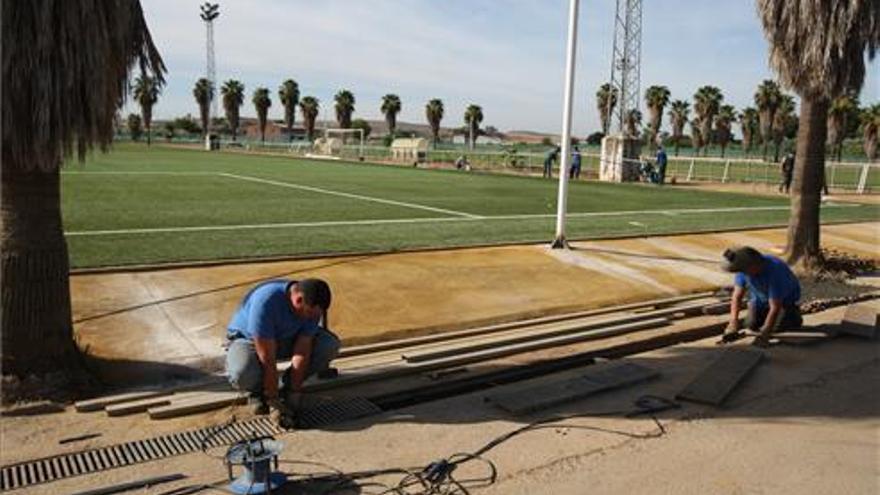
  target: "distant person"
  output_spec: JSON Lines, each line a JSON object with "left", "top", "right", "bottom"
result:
{"left": 569, "top": 146, "right": 582, "bottom": 179}
{"left": 779, "top": 152, "right": 795, "bottom": 193}
{"left": 455, "top": 155, "right": 471, "bottom": 171}
{"left": 543, "top": 146, "right": 560, "bottom": 178}
{"left": 655, "top": 146, "right": 668, "bottom": 185}
{"left": 225, "top": 278, "right": 340, "bottom": 416}
{"left": 721, "top": 247, "right": 802, "bottom": 347}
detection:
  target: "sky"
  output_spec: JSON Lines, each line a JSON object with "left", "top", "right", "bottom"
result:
{"left": 133, "top": 0, "right": 880, "bottom": 136}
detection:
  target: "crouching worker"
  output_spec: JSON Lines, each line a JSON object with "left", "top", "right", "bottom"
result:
{"left": 721, "top": 247, "right": 803, "bottom": 347}
{"left": 225, "top": 278, "right": 340, "bottom": 416}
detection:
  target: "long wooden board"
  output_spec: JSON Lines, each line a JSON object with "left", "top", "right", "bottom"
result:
{"left": 403, "top": 300, "right": 717, "bottom": 363}
{"left": 488, "top": 362, "right": 659, "bottom": 415}
{"left": 676, "top": 348, "right": 764, "bottom": 406}
{"left": 338, "top": 292, "right": 717, "bottom": 358}
{"left": 304, "top": 318, "right": 668, "bottom": 393}
{"left": 75, "top": 390, "right": 169, "bottom": 412}
{"left": 148, "top": 392, "right": 247, "bottom": 419}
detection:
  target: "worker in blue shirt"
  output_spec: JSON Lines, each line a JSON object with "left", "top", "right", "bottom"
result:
{"left": 569, "top": 146, "right": 582, "bottom": 179}
{"left": 721, "top": 247, "right": 802, "bottom": 347}
{"left": 655, "top": 146, "right": 668, "bottom": 185}
{"left": 225, "top": 278, "right": 340, "bottom": 416}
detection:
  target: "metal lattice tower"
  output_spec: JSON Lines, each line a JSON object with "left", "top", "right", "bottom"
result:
{"left": 200, "top": 3, "right": 220, "bottom": 124}
{"left": 606, "top": 0, "right": 642, "bottom": 135}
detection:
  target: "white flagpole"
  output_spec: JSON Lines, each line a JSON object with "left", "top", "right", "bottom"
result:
{"left": 552, "top": 0, "right": 580, "bottom": 249}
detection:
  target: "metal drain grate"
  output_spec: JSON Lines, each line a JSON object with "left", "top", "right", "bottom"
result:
{"left": 297, "top": 396, "right": 381, "bottom": 429}
{"left": 0, "top": 416, "right": 281, "bottom": 492}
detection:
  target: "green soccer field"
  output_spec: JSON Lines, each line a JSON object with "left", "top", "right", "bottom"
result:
{"left": 62, "top": 144, "right": 879, "bottom": 268}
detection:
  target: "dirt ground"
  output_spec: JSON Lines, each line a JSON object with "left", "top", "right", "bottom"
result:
{"left": 673, "top": 181, "right": 880, "bottom": 205}
{"left": 69, "top": 222, "right": 879, "bottom": 386}
{"left": 4, "top": 303, "right": 877, "bottom": 495}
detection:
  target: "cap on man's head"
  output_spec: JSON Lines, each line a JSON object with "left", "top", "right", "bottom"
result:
{"left": 295, "top": 278, "right": 332, "bottom": 310}
{"left": 721, "top": 246, "right": 764, "bottom": 273}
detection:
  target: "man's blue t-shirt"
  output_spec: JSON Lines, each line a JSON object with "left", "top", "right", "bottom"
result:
{"left": 572, "top": 151, "right": 582, "bottom": 167}
{"left": 734, "top": 255, "right": 801, "bottom": 307}
{"left": 227, "top": 280, "right": 320, "bottom": 341}
{"left": 656, "top": 150, "right": 667, "bottom": 168}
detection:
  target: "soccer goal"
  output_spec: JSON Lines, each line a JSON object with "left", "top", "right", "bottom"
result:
{"left": 308, "top": 128, "right": 364, "bottom": 161}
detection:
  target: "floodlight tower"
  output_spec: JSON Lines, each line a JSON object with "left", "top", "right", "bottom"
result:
{"left": 607, "top": 0, "right": 642, "bottom": 134}
{"left": 200, "top": 2, "right": 220, "bottom": 124}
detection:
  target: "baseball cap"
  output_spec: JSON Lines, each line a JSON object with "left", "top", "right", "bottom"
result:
{"left": 721, "top": 246, "right": 764, "bottom": 273}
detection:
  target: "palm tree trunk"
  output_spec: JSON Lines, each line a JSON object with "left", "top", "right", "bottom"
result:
{"left": 1, "top": 165, "right": 76, "bottom": 375}
{"left": 785, "top": 97, "right": 828, "bottom": 269}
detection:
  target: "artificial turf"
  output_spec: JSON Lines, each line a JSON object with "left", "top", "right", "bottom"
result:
{"left": 62, "top": 144, "right": 879, "bottom": 268}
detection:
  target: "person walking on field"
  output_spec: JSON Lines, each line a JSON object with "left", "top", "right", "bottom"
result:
{"left": 655, "top": 146, "right": 668, "bottom": 185}
{"left": 569, "top": 146, "right": 582, "bottom": 179}
{"left": 225, "top": 278, "right": 340, "bottom": 417}
{"left": 543, "top": 146, "right": 560, "bottom": 178}
{"left": 721, "top": 247, "right": 803, "bottom": 347}
{"left": 779, "top": 151, "right": 795, "bottom": 193}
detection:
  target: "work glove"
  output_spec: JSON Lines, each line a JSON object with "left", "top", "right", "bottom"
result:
{"left": 268, "top": 398, "right": 298, "bottom": 430}
{"left": 719, "top": 321, "right": 742, "bottom": 343}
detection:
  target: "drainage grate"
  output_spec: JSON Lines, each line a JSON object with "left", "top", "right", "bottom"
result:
{"left": 0, "top": 416, "right": 281, "bottom": 492}
{"left": 297, "top": 396, "right": 382, "bottom": 429}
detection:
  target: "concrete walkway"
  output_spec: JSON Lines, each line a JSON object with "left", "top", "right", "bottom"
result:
{"left": 71, "top": 222, "right": 879, "bottom": 383}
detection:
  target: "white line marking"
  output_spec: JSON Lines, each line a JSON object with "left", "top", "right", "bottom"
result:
{"left": 62, "top": 171, "right": 216, "bottom": 175}
{"left": 64, "top": 204, "right": 860, "bottom": 237}
{"left": 217, "top": 172, "right": 481, "bottom": 219}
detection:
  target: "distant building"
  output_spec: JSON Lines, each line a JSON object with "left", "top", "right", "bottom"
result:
{"left": 240, "top": 118, "right": 307, "bottom": 141}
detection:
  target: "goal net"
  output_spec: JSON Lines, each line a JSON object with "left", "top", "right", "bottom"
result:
{"left": 308, "top": 128, "right": 364, "bottom": 161}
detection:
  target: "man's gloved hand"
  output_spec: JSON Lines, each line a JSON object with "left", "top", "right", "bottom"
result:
{"left": 720, "top": 321, "right": 742, "bottom": 343}
{"left": 267, "top": 397, "right": 297, "bottom": 429}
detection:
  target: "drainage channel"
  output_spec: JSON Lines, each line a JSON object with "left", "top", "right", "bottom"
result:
{"left": 0, "top": 416, "right": 281, "bottom": 492}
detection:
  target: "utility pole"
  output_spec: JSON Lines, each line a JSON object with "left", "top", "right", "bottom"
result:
{"left": 200, "top": 3, "right": 220, "bottom": 128}
{"left": 607, "top": 0, "right": 642, "bottom": 134}
{"left": 552, "top": 0, "right": 580, "bottom": 249}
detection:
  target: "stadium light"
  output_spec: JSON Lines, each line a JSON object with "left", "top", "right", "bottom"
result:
{"left": 552, "top": 0, "right": 580, "bottom": 249}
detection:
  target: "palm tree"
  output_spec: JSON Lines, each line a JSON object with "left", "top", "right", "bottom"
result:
{"left": 425, "top": 99, "right": 444, "bottom": 147}
{"left": 756, "top": 0, "right": 879, "bottom": 267}
{"left": 596, "top": 83, "right": 618, "bottom": 135}
{"left": 862, "top": 104, "right": 880, "bottom": 162}
{"left": 693, "top": 86, "right": 723, "bottom": 156}
{"left": 464, "top": 104, "right": 484, "bottom": 150}
{"left": 334, "top": 89, "right": 355, "bottom": 129}
{"left": 754, "top": 80, "right": 782, "bottom": 161}
{"left": 624, "top": 109, "right": 642, "bottom": 138}
{"left": 827, "top": 94, "right": 857, "bottom": 161}
{"left": 772, "top": 94, "right": 795, "bottom": 162}
{"left": 668, "top": 100, "right": 690, "bottom": 155}
{"left": 381, "top": 94, "right": 402, "bottom": 138}
{"left": 278, "top": 79, "right": 300, "bottom": 141}
{"left": 690, "top": 118, "right": 703, "bottom": 155}
{"left": 299, "top": 96, "right": 320, "bottom": 141}
{"left": 251, "top": 87, "right": 272, "bottom": 142}
{"left": 715, "top": 105, "right": 736, "bottom": 157}
{"left": 133, "top": 75, "right": 161, "bottom": 145}
{"left": 739, "top": 107, "right": 759, "bottom": 157}
{"left": 221, "top": 80, "right": 245, "bottom": 141}
{"left": 192, "top": 78, "right": 213, "bottom": 138}
{"left": 1, "top": 0, "right": 164, "bottom": 376}
{"left": 644, "top": 85, "right": 671, "bottom": 148}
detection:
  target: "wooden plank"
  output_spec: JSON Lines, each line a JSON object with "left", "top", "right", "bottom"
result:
{"left": 403, "top": 301, "right": 716, "bottom": 363}
{"left": 104, "top": 392, "right": 201, "bottom": 417}
{"left": 75, "top": 391, "right": 168, "bottom": 412}
{"left": 304, "top": 318, "right": 668, "bottom": 393}
{"left": 676, "top": 348, "right": 764, "bottom": 406}
{"left": 148, "top": 392, "right": 247, "bottom": 420}
{"left": 839, "top": 303, "right": 879, "bottom": 339}
{"left": 339, "top": 292, "right": 718, "bottom": 358}
{"left": 489, "top": 362, "right": 659, "bottom": 415}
